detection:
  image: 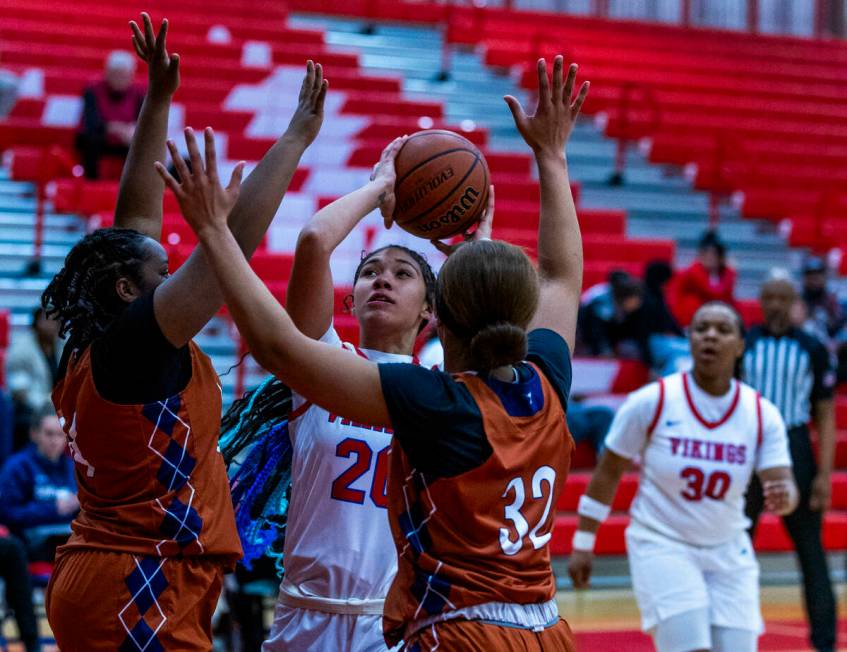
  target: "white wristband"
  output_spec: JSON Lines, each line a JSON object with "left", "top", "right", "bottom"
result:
{"left": 572, "top": 530, "right": 596, "bottom": 552}
{"left": 577, "top": 494, "right": 611, "bottom": 523}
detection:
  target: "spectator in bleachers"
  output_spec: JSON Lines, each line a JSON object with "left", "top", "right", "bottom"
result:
{"left": 798, "top": 256, "right": 847, "bottom": 381}
{"left": 5, "top": 308, "right": 63, "bottom": 452}
{"left": 75, "top": 50, "right": 144, "bottom": 179}
{"left": 0, "top": 69, "right": 18, "bottom": 118}
{"left": 0, "top": 402, "right": 76, "bottom": 562}
{"left": 673, "top": 230, "right": 737, "bottom": 327}
{"left": 578, "top": 270, "right": 686, "bottom": 375}
{"left": 566, "top": 399, "right": 613, "bottom": 453}
{"left": 743, "top": 272, "right": 838, "bottom": 652}
{"left": 0, "top": 531, "right": 40, "bottom": 652}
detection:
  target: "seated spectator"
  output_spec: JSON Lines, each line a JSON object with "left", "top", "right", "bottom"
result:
{"left": 75, "top": 50, "right": 144, "bottom": 179}
{"left": 797, "top": 256, "right": 847, "bottom": 382}
{"left": 578, "top": 270, "right": 687, "bottom": 375}
{"left": 0, "top": 531, "right": 40, "bottom": 652}
{"left": 5, "top": 308, "right": 63, "bottom": 452}
{"left": 673, "top": 230, "right": 737, "bottom": 326}
{"left": 566, "top": 399, "right": 613, "bottom": 454}
{"left": 0, "top": 403, "right": 77, "bottom": 562}
{"left": 0, "top": 68, "right": 19, "bottom": 118}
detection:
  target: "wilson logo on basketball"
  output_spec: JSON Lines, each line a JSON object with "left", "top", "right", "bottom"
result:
{"left": 416, "top": 186, "right": 481, "bottom": 233}
{"left": 396, "top": 167, "right": 455, "bottom": 215}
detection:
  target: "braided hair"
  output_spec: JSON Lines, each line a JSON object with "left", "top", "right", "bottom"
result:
{"left": 42, "top": 228, "right": 152, "bottom": 350}
{"left": 352, "top": 245, "right": 436, "bottom": 332}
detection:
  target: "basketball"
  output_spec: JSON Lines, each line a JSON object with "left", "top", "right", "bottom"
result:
{"left": 392, "top": 130, "right": 490, "bottom": 240}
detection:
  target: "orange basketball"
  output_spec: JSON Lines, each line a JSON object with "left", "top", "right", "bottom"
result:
{"left": 392, "top": 130, "right": 490, "bottom": 240}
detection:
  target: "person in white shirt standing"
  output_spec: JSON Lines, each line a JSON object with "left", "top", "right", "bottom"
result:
{"left": 568, "top": 301, "right": 798, "bottom": 652}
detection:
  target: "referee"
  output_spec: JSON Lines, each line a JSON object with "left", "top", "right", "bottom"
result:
{"left": 743, "top": 274, "right": 837, "bottom": 652}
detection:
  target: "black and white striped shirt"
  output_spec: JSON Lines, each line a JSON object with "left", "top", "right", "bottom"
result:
{"left": 742, "top": 326, "right": 835, "bottom": 429}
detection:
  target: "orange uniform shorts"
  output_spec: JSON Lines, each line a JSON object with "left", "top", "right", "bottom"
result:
{"left": 46, "top": 549, "right": 225, "bottom": 651}
{"left": 403, "top": 617, "right": 576, "bottom": 651}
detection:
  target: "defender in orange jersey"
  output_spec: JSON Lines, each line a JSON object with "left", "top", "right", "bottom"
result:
{"left": 172, "top": 55, "right": 587, "bottom": 651}
{"left": 41, "top": 14, "right": 327, "bottom": 650}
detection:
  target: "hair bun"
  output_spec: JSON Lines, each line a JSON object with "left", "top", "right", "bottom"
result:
{"left": 468, "top": 322, "right": 528, "bottom": 372}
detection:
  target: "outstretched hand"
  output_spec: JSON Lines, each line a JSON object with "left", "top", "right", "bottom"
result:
{"left": 431, "top": 184, "right": 495, "bottom": 257}
{"left": 155, "top": 127, "right": 245, "bottom": 235}
{"left": 286, "top": 60, "right": 329, "bottom": 147}
{"left": 371, "top": 136, "right": 407, "bottom": 229}
{"left": 504, "top": 56, "right": 588, "bottom": 158}
{"left": 130, "top": 12, "right": 180, "bottom": 100}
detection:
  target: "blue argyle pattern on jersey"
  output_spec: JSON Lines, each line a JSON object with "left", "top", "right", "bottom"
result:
{"left": 410, "top": 566, "right": 453, "bottom": 617}
{"left": 142, "top": 395, "right": 203, "bottom": 553}
{"left": 160, "top": 496, "right": 204, "bottom": 548}
{"left": 118, "top": 557, "right": 168, "bottom": 652}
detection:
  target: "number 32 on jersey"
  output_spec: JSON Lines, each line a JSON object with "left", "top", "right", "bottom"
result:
{"left": 499, "top": 466, "right": 557, "bottom": 556}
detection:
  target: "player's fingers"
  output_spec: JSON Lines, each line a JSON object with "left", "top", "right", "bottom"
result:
{"left": 562, "top": 61, "right": 576, "bottom": 105}
{"left": 552, "top": 56, "right": 564, "bottom": 105}
{"left": 503, "top": 95, "right": 527, "bottom": 126}
{"left": 431, "top": 240, "right": 453, "bottom": 256}
{"left": 299, "top": 60, "right": 313, "bottom": 102}
{"left": 184, "top": 128, "right": 205, "bottom": 179}
{"left": 227, "top": 161, "right": 246, "bottom": 194}
{"left": 170, "top": 52, "right": 180, "bottom": 75}
{"left": 155, "top": 18, "right": 168, "bottom": 58}
{"left": 313, "top": 62, "right": 324, "bottom": 96}
{"left": 167, "top": 140, "right": 192, "bottom": 188}
{"left": 203, "top": 128, "right": 218, "bottom": 184}
{"left": 572, "top": 80, "right": 590, "bottom": 117}
{"left": 314, "top": 79, "right": 328, "bottom": 112}
{"left": 536, "top": 58, "right": 550, "bottom": 105}
{"left": 131, "top": 35, "right": 147, "bottom": 61}
{"left": 142, "top": 12, "right": 156, "bottom": 50}
{"left": 154, "top": 162, "right": 182, "bottom": 197}
{"left": 129, "top": 22, "right": 147, "bottom": 56}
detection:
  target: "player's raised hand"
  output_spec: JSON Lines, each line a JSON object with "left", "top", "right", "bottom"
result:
{"left": 155, "top": 127, "right": 245, "bottom": 235}
{"left": 286, "top": 60, "right": 329, "bottom": 147}
{"left": 504, "top": 56, "right": 589, "bottom": 158}
{"left": 567, "top": 549, "right": 593, "bottom": 590}
{"left": 370, "top": 136, "right": 407, "bottom": 229}
{"left": 130, "top": 12, "right": 180, "bottom": 100}
{"left": 431, "top": 184, "right": 495, "bottom": 257}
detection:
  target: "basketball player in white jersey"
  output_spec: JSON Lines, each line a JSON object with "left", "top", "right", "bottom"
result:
{"left": 261, "top": 138, "right": 492, "bottom": 650}
{"left": 568, "top": 301, "right": 798, "bottom": 652}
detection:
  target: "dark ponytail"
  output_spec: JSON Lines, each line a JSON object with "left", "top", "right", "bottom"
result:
{"left": 436, "top": 240, "right": 539, "bottom": 373}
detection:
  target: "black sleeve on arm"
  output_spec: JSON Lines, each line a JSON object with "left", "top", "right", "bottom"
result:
{"left": 90, "top": 290, "right": 192, "bottom": 404}
{"left": 808, "top": 335, "right": 836, "bottom": 402}
{"left": 378, "top": 364, "right": 491, "bottom": 478}
{"left": 526, "top": 329, "right": 573, "bottom": 413}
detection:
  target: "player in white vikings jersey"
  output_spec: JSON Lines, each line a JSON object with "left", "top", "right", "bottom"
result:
{"left": 262, "top": 138, "right": 491, "bottom": 651}
{"left": 568, "top": 302, "right": 798, "bottom": 652}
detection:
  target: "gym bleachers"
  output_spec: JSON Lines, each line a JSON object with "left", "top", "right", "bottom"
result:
{"left": 0, "top": 0, "right": 845, "bottom": 562}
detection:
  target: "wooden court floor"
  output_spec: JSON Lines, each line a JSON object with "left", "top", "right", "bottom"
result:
{"left": 561, "top": 582, "right": 847, "bottom": 651}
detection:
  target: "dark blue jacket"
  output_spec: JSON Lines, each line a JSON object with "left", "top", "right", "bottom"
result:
{"left": 0, "top": 444, "right": 76, "bottom": 533}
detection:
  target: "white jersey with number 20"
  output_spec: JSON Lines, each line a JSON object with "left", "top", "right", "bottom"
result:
{"left": 605, "top": 372, "right": 790, "bottom": 547}
{"left": 282, "top": 325, "right": 409, "bottom": 600}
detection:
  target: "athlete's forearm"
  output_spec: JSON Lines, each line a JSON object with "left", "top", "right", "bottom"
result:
{"left": 577, "top": 449, "right": 629, "bottom": 533}
{"left": 227, "top": 132, "right": 309, "bottom": 257}
{"left": 535, "top": 151, "right": 582, "bottom": 288}
{"left": 114, "top": 93, "right": 171, "bottom": 239}
{"left": 298, "top": 180, "right": 387, "bottom": 255}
